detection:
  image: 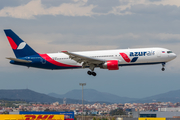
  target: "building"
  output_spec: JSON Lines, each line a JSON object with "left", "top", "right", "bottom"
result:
{"left": 133, "top": 111, "right": 180, "bottom": 118}
{"left": 158, "top": 107, "right": 180, "bottom": 112}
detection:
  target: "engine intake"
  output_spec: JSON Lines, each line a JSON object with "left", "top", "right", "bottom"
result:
{"left": 100, "top": 60, "right": 119, "bottom": 70}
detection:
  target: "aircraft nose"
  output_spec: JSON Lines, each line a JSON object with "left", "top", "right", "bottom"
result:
{"left": 172, "top": 53, "right": 177, "bottom": 59}
{"left": 174, "top": 53, "right": 177, "bottom": 58}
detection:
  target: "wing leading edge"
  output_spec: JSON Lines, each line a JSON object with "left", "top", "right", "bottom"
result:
{"left": 61, "top": 51, "right": 105, "bottom": 70}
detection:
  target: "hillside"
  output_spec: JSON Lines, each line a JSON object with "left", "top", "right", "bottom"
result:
{"left": 131, "top": 89, "right": 180, "bottom": 103}
{"left": 1, "top": 89, "right": 180, "bottom": 104}
{"left": 0, "top": 89, "right": 63, "bottom": 103}
{"left": 0, "top": 89, "right": 110, "bottom": 104}
{"left": 48, "top": 89, "right": 137, "bottom": 103}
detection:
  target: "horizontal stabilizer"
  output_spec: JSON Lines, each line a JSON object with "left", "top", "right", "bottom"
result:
{"left": 6, "top": 57, "right": 32, "bottom": 63}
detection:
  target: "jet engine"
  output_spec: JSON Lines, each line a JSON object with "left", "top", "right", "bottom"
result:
{"left": 100, "top": 60, "right": 119, "bottom": 70}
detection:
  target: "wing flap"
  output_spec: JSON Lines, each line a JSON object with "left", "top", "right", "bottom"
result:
{"left": 61, "top": 51, "right": 105, "bottom": 64}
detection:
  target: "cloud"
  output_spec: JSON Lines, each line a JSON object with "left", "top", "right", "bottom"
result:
{"left": 0, "top": 0, "right": 32, "bottom": 9}
{"left": 156, "top": 0, "right": 180, "bottom": 7}
{"left": 1, "top": 0, "right": 180, "bottom": 19}
{"left": 47, "top": 33, "right": 180, "bottom": 46}
{"left": 129, "top": 4, "right": 180, "bottom": 17}
{"left": 153, "top": 33, "right": 180, "bottom": 41}
{"left": 0, "top": 0, "right": 95, "bottom": 19}
{"left": 148, "top": 0, "right": 162, "bottom": 2}
{"left": 110, "top": 0, "right": 180, "bottom": 15}
{"left": 25, "top": 33, "right": 140, "bottom": 49}
{"left": 86, "top": 0, "right": 120, "bottom": 13}
{"left": 18, "top": 32, "right": 180, "bottom": 53}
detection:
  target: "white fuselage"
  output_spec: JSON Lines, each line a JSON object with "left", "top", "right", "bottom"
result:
{"left": 46, "top": 47, "right": 176, "bottom": 67}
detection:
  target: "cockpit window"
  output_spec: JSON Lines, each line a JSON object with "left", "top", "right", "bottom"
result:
{"left": 167, "top": 51, "right": 173, "bottom": 53}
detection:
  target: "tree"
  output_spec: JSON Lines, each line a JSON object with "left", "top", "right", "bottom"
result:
{"left": 44, "top": 108, "right": 57, "bottom": 112}
{"left": 109, "top": 109, "right": 125, "bottom": 116}
{"left": 93, "top": 117, "right": 96, "bottom": 120}
{"left": 2, "top": 111, "right": 9, "bottom": 114}
{"left": 102, "top": 118, "right": 108, "bottom": 120}
{"left": 21, "top": 108, "right": 28, "bottom": 111}
{"left": 112, "top": 117, "right": 115, "bottom": 120}
{"left": 44, "top": 108, "right": 51, "bottom": 111}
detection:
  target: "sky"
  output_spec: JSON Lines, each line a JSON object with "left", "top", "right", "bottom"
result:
{"left": 0, "top": 0, "right": 180, "bottom": 99}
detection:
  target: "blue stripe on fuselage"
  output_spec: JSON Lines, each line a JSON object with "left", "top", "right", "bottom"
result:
{"left": 9, "top": 54, "right": 81, "bottom": 70}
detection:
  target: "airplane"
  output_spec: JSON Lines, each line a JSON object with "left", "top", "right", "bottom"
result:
{"left": 4, "top": 29, "right": 177, "bottom": 76}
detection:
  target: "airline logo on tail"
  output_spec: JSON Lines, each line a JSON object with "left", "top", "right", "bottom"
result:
{"left": 17, "top": 42, "right": 26, "bottom": 49}
{"left": 7, "top": 36, "right": 26, "bottom": 50}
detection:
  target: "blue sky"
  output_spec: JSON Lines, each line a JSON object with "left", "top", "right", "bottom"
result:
{"left": 0, "top": 0, "right": 180, "bottom": 99}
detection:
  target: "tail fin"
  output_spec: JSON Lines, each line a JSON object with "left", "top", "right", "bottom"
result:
{"left": 4, "top": 29, "right": 37, "bottom": 58}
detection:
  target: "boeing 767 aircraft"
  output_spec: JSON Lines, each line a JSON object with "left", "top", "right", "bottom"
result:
{"left": 4, "top": 29, "right": 176, "bottom": 76}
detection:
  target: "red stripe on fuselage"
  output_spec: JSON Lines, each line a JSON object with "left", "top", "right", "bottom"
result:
{"left": 7, "top": 36, "right": 18, "bottom": 50}
{"left": 39, "top": 54, "right": 80, "bottom": 67}
{"left": 120, "top": 53, "right": 131, "bottom": 63}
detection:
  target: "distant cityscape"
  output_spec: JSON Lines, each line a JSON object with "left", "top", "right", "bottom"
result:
{"left": 1, "top": 101, "right": 180, "bottom": 116}
{"left": 1, "top": 89, "right": 180, "bottom": 118}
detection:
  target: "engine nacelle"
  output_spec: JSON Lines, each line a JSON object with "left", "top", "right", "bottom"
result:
{"left": 100, "top": 60, "right": 119, "bottom": 70}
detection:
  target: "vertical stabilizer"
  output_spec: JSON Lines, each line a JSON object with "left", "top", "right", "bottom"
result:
{"left": 4, "top": 29, "right": 37, "bottom": 58}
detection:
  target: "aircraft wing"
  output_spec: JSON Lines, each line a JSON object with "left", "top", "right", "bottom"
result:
{"left": 6, "top": 57, "right": 32, "bottom": 63}
{"left": 61, "top": 51, "right": 105, "bottom": 65}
